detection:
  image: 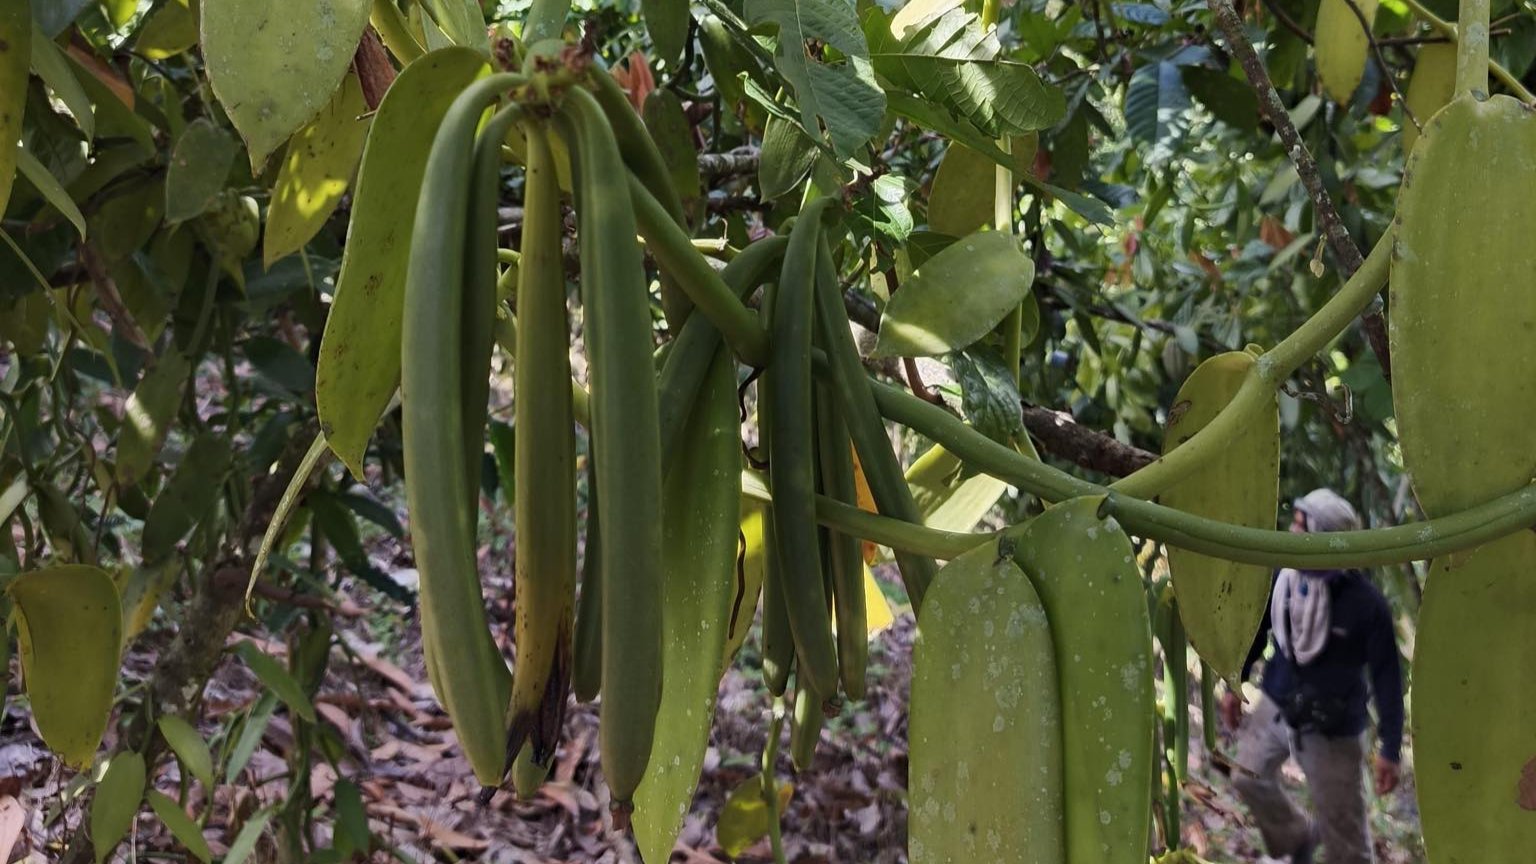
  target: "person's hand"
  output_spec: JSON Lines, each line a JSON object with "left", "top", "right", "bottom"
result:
{"left": 1373, "top": 755, "right": 1400, "bottom": 795}
{"left": 1220, "top": 691, "right": 1243, "bottom": 730}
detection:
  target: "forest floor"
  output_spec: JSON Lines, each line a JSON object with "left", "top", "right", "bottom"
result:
{"left": 3, "top": 499, "right": 1426, "bottom": 863}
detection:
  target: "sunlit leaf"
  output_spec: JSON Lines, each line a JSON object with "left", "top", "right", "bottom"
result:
{"left": 873, "top": 230, "right": 1035, "bottom": 358}
{"left": 201, "top": 0, "right": 372, "bottom": 171}
{"left": 746, "top": 0, "right": 885, "bottom": 158}
{"left": 264, "top": 72, "right": 371, "bottom": 267}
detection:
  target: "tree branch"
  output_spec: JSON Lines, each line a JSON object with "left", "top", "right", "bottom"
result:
{"left": 1207, "top": 0, "right": 1393, "bottom": 380}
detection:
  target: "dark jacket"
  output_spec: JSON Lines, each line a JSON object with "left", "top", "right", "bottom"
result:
{"left": 1240, "top": 569, "right": 1405, "bottom": 762}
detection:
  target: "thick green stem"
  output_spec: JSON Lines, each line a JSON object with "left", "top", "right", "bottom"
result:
{"left": 1401, "top": 0, "right": 1533, "bottom": 101}
{"left": 865, "top": 373, "right": 1536, "bottom": 567}
{"left": 1111, "top": 234, "right": 1391, "bottom": 499}
{"left": 628, "top": 174, "right": 770, "bottom": 366}
{"left": 762, "top": 699, "right": 789, "bottom": 864}
{"left": 1455, "top": 0, "right": 1491, "bottom": 96}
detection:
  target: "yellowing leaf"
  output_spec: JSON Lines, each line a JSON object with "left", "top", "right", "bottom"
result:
{"left": 9, "top": 565, "right": 123, "bottom": 768}
{"left": 863, "top": 565, "right": 894, "bottom": 634}
{"left": 850, "top": 445, "right": 879, "bottom": 564}
{"left": 315, "top": 48, "right": 489, "bottom": 478}
{"left": 715, "top": 773, "right": 793, "bottom": 858}
{"left": 264, "top": 72, "right": 371, "bottom": 267}
{"left": 200, "top": 0, "right": 372, "bottom": 171}
{"left": 721, "top": 501, "right": 768, "bottom": 673}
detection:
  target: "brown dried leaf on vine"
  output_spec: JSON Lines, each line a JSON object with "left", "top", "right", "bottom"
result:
{"left": 611, "top": 50, "right": 655, "bottom": 111}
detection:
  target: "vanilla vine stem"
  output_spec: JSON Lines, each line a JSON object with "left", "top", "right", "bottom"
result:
{"left": 1455, "top": 0, "right": 1491, "bottom": 97}
{"left": 1400, "top": 0, "right": 1533, "bottom": 102}
{"left": 1108, "top": 233, "right": 1391, "bottom": 499}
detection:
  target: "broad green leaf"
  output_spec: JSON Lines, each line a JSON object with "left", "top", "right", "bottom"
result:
{"left": 948, "top": 343, "right": 1026, "bottom": 450}
{"left": 865, "top": 2, "right": 1065, "bottom": 137}
{"left": 147, "top": 791, "right": 211, "bottom": 864}
{"left": 910, "top": 542, "right": 1064, "bottom": 863}
{"left": 1181, "top": 65, "right": 1258, "bottom": 132}
{"left": 420, "top": 0, "right": 487, "bottom": 52}
{"left": 87, "top": 176, "right": 164, "bottom": 262}
{"left": 633, "top": 349, "right": 740, "bottom": 864}
{"left": 29, "top": 22, "right": 93, "bottom": 141}
{"left": 201, "top": 0, "right": 372, "bottom": 171}
{"left": 927, "top": 141, "right": 1029, "bottom": 238}
{"left": 886, "top": 92, "right": 1113, "bottom": 225}
{"left": 222, "top": 807, "right": 275, "bottom": 864}
{"left": 264, "top": 71, "right": 370, "bottom": 267}
{"left": 643, "top": 0, "right": 691, "bottom": 69}
{"left": 90, "top": 751, "right": 146, "bottom": 864}
{"left": 745, "top": 0, "right": 885, "bottom": 157}
{"left": 489, "top": 420, "right": 515, "bottom": 505}
{"left": 141, "top": 433, "right": 234, "bottom": 564}
{"left": 757, "top": 115, "right": 818, "bottom": 201}
{"left": 0, "top": 1, "right": 30, "bottom": 215}
{"left": 115, "top": 348, "right": 191, "bottom": 488}
{"left": 15, "top": 146, "right": 86, "bottom": 238}
{"left": 315, "top": 48, "right": 488, "bottom": 478}
{"left": 224, "top": 693, "right": 278, "bottom": 783}
{"left": 164, "top": 119, "right": 240, "bottom": 223}
{"left": 156, "top": 715, "right": 215, "bottom": 790}
{"left": 0, "top": 291, "right": 52, "bottom": 355}
{"left": 643, "top": 90, "right": 701, "bottom": 224}
{"left": 873, "top": 230, "right": 1035, "bottom": 358}
{"left": 1402, "top": 43, "right": 1456, "bottom": 156}
{"left": 848, "top": 174, "right": 913, "bottom": 244}
{"left": 31, "top": 0, "right": 92, "bottom": 37}
{"left": 117, "top": 561, "right": 179, "bottom": 641}
{"left": 66, "top": 56, "right": 155, "bottom": 157}
{"left": 9, "top": 565, "right": 123, "bottom": 768}
{"left": 1124, "top": 60, "right": 1189, "bottom": 159}
{"left": 905, "top": 444, "right": 1007, "bottom": 532}
{"left": 1315, "top": 0, "right": 1377, "bottom": 104}
{"left": 135, "top": 0, "right": 199, "bottom": 60}
{"left": 232, "top": 641, "right": 317, "bottom": 723}
{"left": 1413, "top": 532, "right": 1536, "bottom": 863}
{"left": 715, "top": 773, "right": 794, "bottom": 858}
{"left": 1160, "top": 351, "right": 1278, "bottom": 683}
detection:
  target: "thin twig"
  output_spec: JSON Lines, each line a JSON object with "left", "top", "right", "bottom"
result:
{"left": 1207, "top": 0, "right": 1393, "bottom": 380}
{"left": 1340, "top": 0, "right": 1419, "bottom": 133}
{"left": 1260, "top": 0, "right": 1313, "bottom": 43}
{"left": 78, "top": 242, "right": 150, "bottom": 351}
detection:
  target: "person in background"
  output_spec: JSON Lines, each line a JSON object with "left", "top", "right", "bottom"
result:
{"left": 1220, "top": 488, "right": 1404, "bottom": 864}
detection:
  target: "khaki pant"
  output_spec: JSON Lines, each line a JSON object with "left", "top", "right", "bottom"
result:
{"left": 1230, "top": 696, "right": 1372, "bottom": 864}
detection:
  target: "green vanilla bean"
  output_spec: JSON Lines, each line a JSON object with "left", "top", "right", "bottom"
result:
{"left": 628, "top": 174, "right": 770, "bottom": 366}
